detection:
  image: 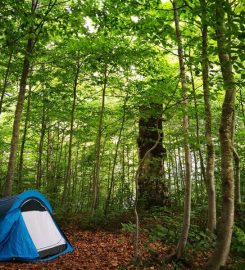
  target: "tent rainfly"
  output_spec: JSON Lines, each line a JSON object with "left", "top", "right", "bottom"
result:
{"left": 0, "top": 190, "right": 73, "bottom": 261}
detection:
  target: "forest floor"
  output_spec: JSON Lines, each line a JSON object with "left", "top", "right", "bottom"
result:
{"left": 0, "top": 226, "right": 212, "bottom": 270}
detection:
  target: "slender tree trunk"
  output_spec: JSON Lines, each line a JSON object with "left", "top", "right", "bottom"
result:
{"left": 173, "top": 148, "right": 181, "bottom": 205}
{"left": 36, "top": 97, "right": 47, "bottom": 189}
{"left": 91, "top": 63, "right": 108, "bottom": 216}
{"left": 0, "top": 50, "right": 13, "bottom": 115}
{"left": 55, "top": 127, "right": 65, "bottom": 186}
{"left": 167, "top": 153, "right": 171, "bottom": 193}
{"left": 233, "top": 148, "right": 241, "bottom": 207}
{"left": 104, "top": 92, "right": 128, "bottom": 214}
{"left": 71, "top": 141, "right": 79, "bottom": 206}
{"left": 120, "top": 143, "right": 126, "bottom": 206}
{"left": 17, "top": 84, "right": 31, "bottom": 191}
{"left": 45, "top": 126, "right": 52, "bottom": 188}
{"left": 171, "top": 151, "right": 176, "bottom": 197}
{"left": 4, "top": 0, "right": 37, "bottom": 196}
{"left": 193, "top": 150, "right": 199, "bottom": 202}
{"left": 200, "top": 0, "right": 216, "bottom": 233}
{"left": 131, "top": 145, "right": 136, "bottom": 204}
{"left": 50, "top": 122, "right": 60, "bottom": 194}
{"left": 172, "top": 0, "right": 192, "bottom": 259}
{"left": 62, "top": 60, "right": 80, "bottom": 206}
{"left": 231, "top": 109, "right": 241, "bottom": 210}
{"left": 177, "top": 145, "right": 184, "bottom": 190}
{"left": 78, "top": 146, "right": 86, "bottom": 211}
{"left": 204, "top": 1, "right": 236, "bottom": 268}
{"left": 239, "top": 89, "right": 245, "bottom": 127}
{"left": 189, "top": 62, "right": 206, "bottom": 184}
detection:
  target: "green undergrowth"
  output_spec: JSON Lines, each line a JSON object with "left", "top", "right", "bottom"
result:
{"left": 54, "top": 208, "right": 135, "bottom": 231}
{"left": 54, "top": 204, "right": 245, "bottom": 268}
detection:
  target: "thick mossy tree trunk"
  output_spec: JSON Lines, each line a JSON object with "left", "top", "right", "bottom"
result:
{"left": 137, "top": 103, "right": 167, "bottom": 209}
{"left": 204, "top": 0, "right": 236, "bottom": 269}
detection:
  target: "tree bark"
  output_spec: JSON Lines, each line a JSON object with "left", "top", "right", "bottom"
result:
{"left": 239, "top": 89, "right": 245, "bottom": 127}
{"left": 134, "top": 130, "right": 161, "bottom": 263}
{"left": 4, "top": 0, "right": 37, "bottom": 196}
{"left": 200, "top": 0, "right": 216, "bottom": 233}
{"left": 91, "top": 63, "right": 108, "bottom": 216}
{"left": 62, "top": 60, "right": 80, "bottom": 207}
{"left": 54, "top": 126, "right": 65, "bottom": 188}
{"left": 233, "top": 148, "right": 241, "bottom": 207}
{"left": 71, "top": 140, "right": 79, "bottom": 206}
{"left": 204, "top": 0, "right": 236, "bottom": 268}
{"left": 177, "top": 145, "right": 184, "bottom": 189}
{"left": 172, "top": 0, "right": 192, "bottom": 259}
{"left": 104, "top": 91, "right": 128, "bottom": 214}
{"left": 45, "top": 126, "right": 52, "bottom": 188}
{"left": 36, "top": 96, "right": 47, "bottom": 189}
{"left": 193, "top": 150, "right": 199, "bottom": 203}
{"left": 189, "top": 62, "right": 206, "bottom": 184}
{"left": 0, "top": 50, "right": 13, "bottom": 115}
{"left": 173, "top": 148, "right": 181, "bottom": 205}
{"left": 17, "top": 84, "right": 31, "bottom": 192}
{"left": 137, "top": 103, "right": 167, "bottom": 209}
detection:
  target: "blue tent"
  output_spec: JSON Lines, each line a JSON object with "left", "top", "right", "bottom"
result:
{"left": 0, "top": 190, "right": 73, "bottom": 262}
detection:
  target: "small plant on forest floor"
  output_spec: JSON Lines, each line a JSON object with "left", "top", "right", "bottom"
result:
{"left": 231, "top": 226, "right": 245, "bottom": 257}
{"left": 148, "top": 224, "right": 178, "bottom": 243}
{"left": 121, "top": 221, "right": 137, "bottom": 233}
{"left": 187, "top": 225, "right": 216, "bottom": 250}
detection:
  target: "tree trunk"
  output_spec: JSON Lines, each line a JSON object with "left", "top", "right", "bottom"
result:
{"left": 0, "top": 50, "right": 13, "bottom": 115}
{"left": 204, "top": 0, "right": 236, "bottom": 268}
{"left": 36, "top": 96, "right": 47, "bottom": 189}
{"left": 120, "top": 143, "right": 126, "bottom": 206}
{"left": 71, "top": 140, "right": 79, "bottom": 206}
{"left": 17, "top": 84, "right": 31, "bottom": 192}
{"left": 177, "top": 145, "right": 184, "bottom": 190}
{"left": 4, "top": 0, "right": 37, "bottom": 196}
{"left": 54, "top": 127, "right": 65, "bottom": 188}
{"left": 91, "top": 63, "right": 108, "bottom": 216}
{"left": 200, "top": 0, "right": 216, "bottom": 233}
{"left": 231, "top": 107, "right": 241, "bottom": 210}
{"left": 239, "top": 89, "right": 245, "bottom": 127}
{"left": 193, "top": 150, "right": 199, "bottom": 203}
{"left": 45, "top": 126, "right": 52, "bottom": 188}
{"left": 62, "top": 60, "right": 80, "bottom": 207}
{"left": 172, "top": 0, "right": 192, "bottom": 259}
{"left": 189, "top": 62, "right": 206, "bottom": 184}
{"left": 137, "top": 103, "right": 167, "bottom": 209}
{"left": 233, "top": 148, "right": 241, "bottom": 207}
{"left": 134, "top": 129, "right": 162, "bottom": 262}
{"left": 104, "top": 92, "right": 128, "bottom": 214}
{"left": 173, "top": 148, "right": 181, "bottom": 205}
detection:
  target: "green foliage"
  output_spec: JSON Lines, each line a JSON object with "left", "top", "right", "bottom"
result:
{"left": 231, "top": 226, "right": 245, "bottom": 257}
{"left": 58, "top": 210, "right": 135, "bottom": 231}
{"left": 187, "top": 225, "right": 216, "bottom": 251}
{"left": 121, "top": 221, "right": 137, "bottom": 233}
{"left": 149, "top": 223, "right": 178, "bottom": 243}
{"left": 0, "top": 1, "right": 244, "bottom": 267}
